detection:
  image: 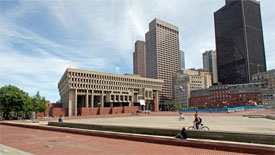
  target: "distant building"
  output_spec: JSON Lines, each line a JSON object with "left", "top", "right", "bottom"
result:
{"left": 203, "top": 50, "right": 218, "bottom": 84}
{"left": 145, "top": 18, "right": 180, "bottom": 110}
{"left": 252, "top": 69, "right": 275, "bottom": 89}
{"left": 179, "top": 50, "right": 185, "bottom": 69}
{"left": 58, "top": 68, "right": 163, "bottom": 117}
{"left": 214, "top": 0, "right": 266, "bottom": 84}
{"left": 190, "top": 83, "right": 262, "bottom": 108}
{"left": 172, "top": 69, "right": 212, "bottom": 108}
{"left": 252, "top": 69, "right": 275, "bottom": 107}
{"left": 261, "top": 89, "right": 275, "bottom": 107}
{"left": 133, "top": 40, "right": 146, "bottom": 77}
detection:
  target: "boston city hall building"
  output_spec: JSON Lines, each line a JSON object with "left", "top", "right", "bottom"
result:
{"left": 58, "top": 68, "right": 163, "bottom": 117}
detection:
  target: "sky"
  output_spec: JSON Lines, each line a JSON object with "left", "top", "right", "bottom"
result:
{"left": 0, "top": 0, "right": 274, "bottom": 102}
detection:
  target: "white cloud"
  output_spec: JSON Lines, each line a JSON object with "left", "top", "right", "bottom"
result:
{"left": 115, "top": 67, "right": 120, "bottom": 73}
{"left": 0, "top": 0, "right": 274, "bottom": 102}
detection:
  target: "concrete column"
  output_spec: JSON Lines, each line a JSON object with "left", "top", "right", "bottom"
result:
{"left": 74, "top": 89, "right": 78, "bottom": 116}
{"left": 86, "top": 90, "right": 88, "bottom": 108}
{"left": 91, "top": 91, "right": 94, "bottom": 108}
{"left": 101, "top": 92, "right": 104, "bottom": 107}
{"left": 156, "top": 91, "right": 159, "bottom": 112}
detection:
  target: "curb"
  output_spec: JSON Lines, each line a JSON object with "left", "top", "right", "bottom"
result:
{"left": 1, "top": 121, "right": 274, "bottom": 154}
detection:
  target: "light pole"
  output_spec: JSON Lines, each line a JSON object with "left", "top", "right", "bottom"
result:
{"left": 250, "top": 63, "right": 262, "bottom": 74}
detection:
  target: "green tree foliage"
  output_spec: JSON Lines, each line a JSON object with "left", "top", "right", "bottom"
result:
{"left": 32, "top": 91, "right": 47, "bottom": 113}
{"left": 0, "top": 85, "right": 47, "bottom": 119}
{"left": 172, "top": 105, "right": 183, "bottom": 111}
{"left": 0, "top": 85, "right": 28, "bottom": 119}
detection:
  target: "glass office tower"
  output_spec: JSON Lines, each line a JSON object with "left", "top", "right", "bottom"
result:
{"left": 214, "top": 0, "right": 266, "bottom": 84}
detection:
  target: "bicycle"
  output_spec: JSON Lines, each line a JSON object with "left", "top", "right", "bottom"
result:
{"left": 187, "top": 122, "right": 209, "bottom": 130}
{"left": 178, "top": 116, "right": 185, "bottom": 121}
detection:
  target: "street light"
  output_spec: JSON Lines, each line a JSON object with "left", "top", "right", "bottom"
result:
{"left": 250, "top": 63, "right": 262, "bottom": 74}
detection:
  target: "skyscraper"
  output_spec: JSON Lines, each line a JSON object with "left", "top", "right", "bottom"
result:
{"left": 214, "top": 0, "right": 266, "bottom": 84}
{"left": 203, "top": 50, "right": 218, "bottom": 84}
{"left": 145, "top": 18, "right": 180, "bottom": 107}
{"left": 179, "top": 50, "right": 185, "bottom": 69}
{"left": 133, "top": 41, "right": 146, "bottom": 77}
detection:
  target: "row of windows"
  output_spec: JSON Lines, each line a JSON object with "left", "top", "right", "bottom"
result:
{"left": 68, "top": 72, "right": 162, "bottom": 86}
{"left": 110, "top": 95, "right": 132, "bottom": 101}
{"left": 156, "top": 23, "right": 178, "bottom": 34}
{"left": 71, "top": 80, "right": 161, "bottom": 90}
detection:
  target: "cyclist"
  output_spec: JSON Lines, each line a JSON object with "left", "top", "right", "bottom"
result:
{"left": 179, "top": 112, "right": 184, "bottom": 121}
{"left": 193, "top": 113, "right": 202, "bottom": 129}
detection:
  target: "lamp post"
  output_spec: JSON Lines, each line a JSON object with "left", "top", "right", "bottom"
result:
{"left": 250, "top": 63, "right": 262, "bottom": 74}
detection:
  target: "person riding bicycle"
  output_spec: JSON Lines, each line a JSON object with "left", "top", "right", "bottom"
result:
{"left": 179, "top": 112, "right": 184, "bottom": 121}
{"left": 193, "top": 113, "right": 202, "bottom": 129}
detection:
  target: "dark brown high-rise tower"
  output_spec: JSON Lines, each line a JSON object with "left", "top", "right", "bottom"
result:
{"left": 133, "top": 41, "right": 146, "bottom": 77}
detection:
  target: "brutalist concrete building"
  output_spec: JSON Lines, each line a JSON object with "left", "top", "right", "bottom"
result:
{"left": 58, "top": 68, "right": 163, "bottom": 116}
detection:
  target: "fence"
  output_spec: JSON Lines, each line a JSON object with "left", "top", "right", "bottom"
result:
{"left": 178, "top": 105, "right": 264, "bottom": 113}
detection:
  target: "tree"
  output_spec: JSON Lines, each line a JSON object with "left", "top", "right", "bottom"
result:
{"left": 32, "top": 91, "right": 47, "bottom": 113}
{"left": 0, "top": 85, "right": 28, "bottom": 119}
{"left": 0, "top": 86, "right": 47, "bottom": 120}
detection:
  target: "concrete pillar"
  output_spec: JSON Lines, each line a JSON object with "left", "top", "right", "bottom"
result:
{"left": 101, "top": 92, "right": 104, "bottom": 107}
{"left": 68, "top": 100, "right": 71, "bottom": 117}
{"left": 91, "top": 91, "right": 94, "bottom": 108}
{"left": 156, "top": 91, "right": 159, "bottom": 112}
{"left": 74, "top": 89, "right": 77, "bottom": 116}
{"left": 86, "top": 90, "right": 88, "bottom": 108}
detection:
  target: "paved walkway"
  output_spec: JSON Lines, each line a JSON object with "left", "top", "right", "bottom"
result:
{"left": 64, "top": 114, "right": 275, "bottom": 134}
{"left": 0, "top": 125, "right": 246, "bottom": 155}
{"left": 0, "top": 144, "right": 32, "bottom": 155}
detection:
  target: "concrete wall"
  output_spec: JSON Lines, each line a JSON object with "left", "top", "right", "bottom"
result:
{"left": 48, "top": 122, "right": 275, "bottom": 145}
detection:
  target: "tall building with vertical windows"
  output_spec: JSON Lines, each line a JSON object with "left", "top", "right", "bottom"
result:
{"left": 133, "top": 41, "right": 146, "bottom": 77}
{"left": 145, "top": 18, "right": 180, "bottom": 109}
{"left": 179, "top": 50, "right": 185, "bottom": 69}
{"left": 214, "top": 0, "right": 266, "bottom": 84}
{"left": 203, "top": 50, "right": 218, "bottom": 84}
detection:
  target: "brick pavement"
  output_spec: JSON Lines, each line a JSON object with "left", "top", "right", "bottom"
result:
{"left": 0, "top": 125, "right": 246, "bottom": 155}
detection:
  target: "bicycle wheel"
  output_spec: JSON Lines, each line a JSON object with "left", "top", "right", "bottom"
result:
{"left": 201, "top": 126, "right": 209, "bottom": 130}
{"left": 188, "top": 126, "right": 195, "bottom": 130}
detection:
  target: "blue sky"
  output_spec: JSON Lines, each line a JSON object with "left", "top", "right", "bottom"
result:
{"left": 0, "top": 0, "right": 274, "bottom": 102}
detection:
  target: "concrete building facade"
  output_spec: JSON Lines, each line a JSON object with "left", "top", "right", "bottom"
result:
{"left": 172, "top": 69, "right": 212, "bottom": 108}
{"left": 261, "top": 89, "right": 275, "bottom": 107}
{"left": 190, "top": 83, "right": 262, "bottom": 108}
{"left": 214, "top": 0, "right": 266, "bottom": 84}
{"left": 203, "top": 50, "right": 218, "bottom": 84}
{"left": 252, "top": 69, "right": 275, "bottom": 89}
{"left": 133, "top": 40, "right": 146, "bottom": 77}
{"left": 145, "top": 18, "right": 180, "bottom": 108}
{"left": 58, "top": 68, "right": 163, "bottom": 117}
